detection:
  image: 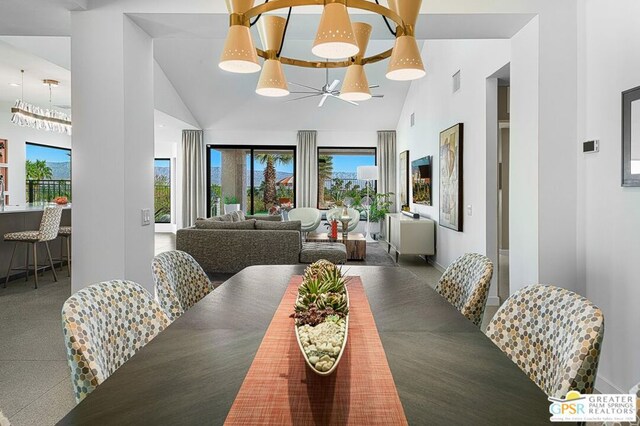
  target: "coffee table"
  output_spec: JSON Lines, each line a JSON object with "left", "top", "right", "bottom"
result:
{"left": 306, "top": 232, "right": 366, "bottom": 260}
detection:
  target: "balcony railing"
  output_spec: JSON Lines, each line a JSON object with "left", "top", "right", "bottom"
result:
{"left": 26, "top": 180, "right": 71, "bottom": 203}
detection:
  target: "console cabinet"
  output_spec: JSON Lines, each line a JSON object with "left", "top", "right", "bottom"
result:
{"left": 384, "top": 213, "right": 435, "bottom": 262}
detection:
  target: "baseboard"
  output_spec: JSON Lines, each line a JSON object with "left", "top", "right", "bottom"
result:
{"left": 486, "top": 296, "right": 501, "bottom": 307}
{"left": 426, "top": 257, "right": 446, "bottom": 273}
{"left": 595, "top": 374, "right": 624, "bottom": 394}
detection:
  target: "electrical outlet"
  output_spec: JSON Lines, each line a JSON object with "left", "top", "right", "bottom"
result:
{"left": 141, "top": 209, "right": 151, "bottom": 226}
{"left": 467, "top": 205, "right": 473, "bottom": 216}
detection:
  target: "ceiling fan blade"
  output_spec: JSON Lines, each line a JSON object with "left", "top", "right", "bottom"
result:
{"left": 330, "top": 94, "right": 358, "bottom": 106}
{"left": 372, "top": 95, "right": 385, "bottom": 98}
{"left": 290, "top": 81, "right": 320, "bottom": 91}
{"left": 289, "top": 91, "right": 320, "bottom": 94}
{"left": 369, "top": 84, "right": 380, "bottom": 89}
{"left": 318, "top": 94, "right": 329, "bottom": 107}
{"left": 328, "top": 79, "right": 340, "bottom": 91}
{"left": 285, "top": 93, "right": 322, "bottom": 103}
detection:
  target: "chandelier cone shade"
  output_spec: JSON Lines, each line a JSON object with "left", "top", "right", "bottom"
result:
{"left": 256, "top": 15, "right": 289, "bottom": 97}
{"left": 340, "top": 22, "right": 372, "bottom": 101}
{"left": 386, "top": 35, "right": 425, "bottom": 81}
{"left": 340, "top": 65, "right": 371, "bottom": 101}
{"left": 225, "top": 0, "right": 255, "bottom": 14}
{"left": 312, "top": 3, "right": 359, "bottom": 59}
{"left": 219, "top": 25, "right": 261, "bottom": 74}
{"left": 256, "top": 60, "right": 289, "bottom": 97}
{"left": 386, "top": 0, "right": 425, "bottom": 81}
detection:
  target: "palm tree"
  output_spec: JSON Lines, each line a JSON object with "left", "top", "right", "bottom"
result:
{"left": 255, "top": 154, "right": 293, "bottom": 207}
{"left": 318, "top": 155, "right": 333, "bottom": 208}
{"left": 25, "top": 160, "right": 53, "bottom": 180}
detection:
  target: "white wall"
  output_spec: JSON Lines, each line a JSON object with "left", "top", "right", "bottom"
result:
{"left": 396, "top": 39, "right": 510, "bottom": 283}
{"left": 509, "top": 18, "right": 540, "bottom": 293}
{"left": 0, "top": 101, "right": 72, "bottom": 205}
{"left": 204, "top": 130, "right": 377, "bottom": 148}
{"left": 154, "top": 60, "right": 199, "bottom": 129}
{"left": 578, "top": 0, "right": 640, "bottom": 394}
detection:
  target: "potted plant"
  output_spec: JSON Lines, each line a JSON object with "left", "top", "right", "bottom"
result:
{"left": 292, "top": 261, "right": 349, "bottom": 376}
{"left": 223, "top": 195, "right": 240, "bottom": 214}
{"left": 361, "top": 192, "right": 394, "bottom": 240}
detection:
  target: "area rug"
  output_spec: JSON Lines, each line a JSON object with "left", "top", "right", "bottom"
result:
{"left": 347, "top": 242, "right": 397, "bottom": 267}
{"left": 224, "top": 275, "right": 408, "bottom": 425}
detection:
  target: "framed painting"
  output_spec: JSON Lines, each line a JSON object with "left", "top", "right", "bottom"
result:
{"left": 622, "top": 85, "right": 640, "bottom": 186}
{"left": 439, "top": 123, "right": 463, "bottom": 231}
{"left": 399, "top": 150, "right": 410, "bottom": 208}
{"left": 411, "top": 156, "right": 432, "bottom": 206}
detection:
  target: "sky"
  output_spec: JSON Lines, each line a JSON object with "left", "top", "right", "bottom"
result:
{"left": 209, "top": 149, "right": 374, "bottom": 174}
{"left": 26, "top": 143, "right": 70, "bottom": 163}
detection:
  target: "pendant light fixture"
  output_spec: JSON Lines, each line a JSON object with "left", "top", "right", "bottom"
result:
{"left": 386, "top": 0, "right": 426, "bottom": 81}
{"left": 256, "top": 16, "right": 289, "bottom": 97}
{"left": 10, "top": 70, "right": 72, "bottom": 135}
{"left": 312, "top": 2, "right": 359, "bottom": 59}
{"left": 219, "top": 0, "right": 427, "bottom": 100}
{"left": 219, "top": 0, "right": 261, "bottom": 74}
{"left": 340, "top": 22, "right": 372, "bottom": 102}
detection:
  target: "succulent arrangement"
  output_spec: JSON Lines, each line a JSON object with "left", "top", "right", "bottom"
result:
{"left": 292, "top": 260, "right": 349, "bottom": 374}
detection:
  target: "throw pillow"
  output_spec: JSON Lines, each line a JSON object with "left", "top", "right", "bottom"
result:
{"left": 255, "top": 220, "right": 301, "bottom": 231}
{"left": 246, "top": 214, "right": 283, "bottom": 222}
{"left": 230, "top": 210, "right": 245, "bottom": 222}
{"left": 195, "top": 219, "right": 255, "bottom": 230}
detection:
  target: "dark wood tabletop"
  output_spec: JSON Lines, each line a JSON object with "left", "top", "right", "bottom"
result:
{"left": 58, "top": 265, "right": 554, "bottom": 425}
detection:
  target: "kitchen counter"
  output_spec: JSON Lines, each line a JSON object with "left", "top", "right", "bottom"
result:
{"left": 0, "top": 203, "right": 71, "bottom": 214}
{"left": 0, "top": 204, "right": 71, "bottom": 283}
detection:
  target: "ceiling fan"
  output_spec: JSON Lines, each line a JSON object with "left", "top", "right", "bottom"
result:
{"left": 287, "top": 68, "right": 384, "bottom": 107}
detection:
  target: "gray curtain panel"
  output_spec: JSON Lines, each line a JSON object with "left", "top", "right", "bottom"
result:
{"left": 377, "top": 130, "right": 397, "bottom": 213}
{"left": 181, "top": 129, "right": 207, "bottom": 227}
{"left": 296, "top": 130, "right": 318, "bottom": 207}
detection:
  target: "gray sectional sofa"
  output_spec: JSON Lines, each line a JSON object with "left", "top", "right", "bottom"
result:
{"left": 176, "top": 213, "right": 346, "bottom": 273}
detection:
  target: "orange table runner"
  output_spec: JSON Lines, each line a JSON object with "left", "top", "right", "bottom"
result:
{"left": 224, "top": 276, "right": 408, "bottom": 425}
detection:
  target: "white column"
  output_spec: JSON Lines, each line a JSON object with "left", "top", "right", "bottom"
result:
{"left": 71, "top": 11, "right": 155, "bottom": 293}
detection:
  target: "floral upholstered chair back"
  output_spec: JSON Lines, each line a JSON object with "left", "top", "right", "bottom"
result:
{"left": 61, "top": 280, "right": 170, "bottom": 403}
{"left": 485, "top": 285, "right": 604, "bottom": 398}
{"left": 152, "top": 250, "right": 213, "bottom": 321}
{"left": 435, "top": 253, "right": 494, "bottom": 327}
{"left": 39, "top": 205, "right": 63, "bottom": 241}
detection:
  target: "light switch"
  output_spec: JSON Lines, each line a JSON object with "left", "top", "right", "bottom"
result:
{"left": 141, "top": 209, "right": 151, "bottom": 226}
{"left": 467, "top": 205, "right": 473, "bottom": 216}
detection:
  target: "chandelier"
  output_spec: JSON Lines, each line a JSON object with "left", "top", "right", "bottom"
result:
{"left": 219, "top": 0, "right": 426, "bottom": 99}
{"left": 10, "top": 71, "right": 72, "bottom": 135}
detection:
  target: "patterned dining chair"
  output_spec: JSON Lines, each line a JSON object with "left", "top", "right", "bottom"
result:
{"left": 152, "top": 250, "right": 213, "bottom": 322}
{"left": 61, "top": 280, "right": 170, "bottom": 403}
{"left": 4, "top": 205, "right": 63, "bottom": 288}
{"left": 435, "top": 253, "right": 494, "bottom": 327}
{"left": 485, "top": 285, "right": 604, "bottom": 398}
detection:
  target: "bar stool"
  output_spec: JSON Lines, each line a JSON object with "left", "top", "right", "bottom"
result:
{"left": 57, "top": 226, "right": 71, "bottom": 277}
{"left": 3, "top": 205, "right": 63, "bottom": 289}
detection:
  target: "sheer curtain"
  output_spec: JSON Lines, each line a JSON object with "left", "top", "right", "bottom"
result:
{"left": 181, "top": 130, "right": 206, "bottom": 227}
{"left": 377, "top": 130, "right": 397, "bottom": 213}
{"left": 296, "top": 130, "right": 318, "bottom": 207}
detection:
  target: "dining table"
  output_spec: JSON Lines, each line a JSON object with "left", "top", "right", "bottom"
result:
{"left": 58, "top": 265, "right": 556, "bottom": 425}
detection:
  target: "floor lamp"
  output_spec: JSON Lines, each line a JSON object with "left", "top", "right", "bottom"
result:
{"left": 357, "top": 165, "right": 378, "bottom": 243}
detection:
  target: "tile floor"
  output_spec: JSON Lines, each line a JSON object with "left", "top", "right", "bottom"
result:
{"left": 0, "top": 233, "right": 499, "bottom": 425}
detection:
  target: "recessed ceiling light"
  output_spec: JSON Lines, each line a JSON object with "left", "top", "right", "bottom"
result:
{"left": 8, "top": 83, "right": 20, "bottom": 87}
{"left": 158, "top": 124, "right": 165, "bottom": 128}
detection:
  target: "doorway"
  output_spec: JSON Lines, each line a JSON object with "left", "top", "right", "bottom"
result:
{"left": 497, "top": 85, "right": 510, "bottom": 301}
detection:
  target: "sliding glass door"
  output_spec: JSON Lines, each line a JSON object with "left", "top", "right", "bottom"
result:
{"left": 207, "top": 146, "right": 296, "bottom": 216}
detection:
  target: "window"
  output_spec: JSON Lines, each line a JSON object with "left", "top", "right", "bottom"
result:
{"left": 207, "top": 146, "right": 296, "bottom": 216}
{"left": 25, "top": 142, "right": 71, "bottom": 203}
{"left": 317, "top": 147, "right": 376, "bottom": 209}
{"left": 154, "top": 159, "right": 171, "bottom": 223}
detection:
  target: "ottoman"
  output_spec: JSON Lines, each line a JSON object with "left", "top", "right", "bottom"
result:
{"left": 299, "top": 242, "right": 347, "bottom": 265}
